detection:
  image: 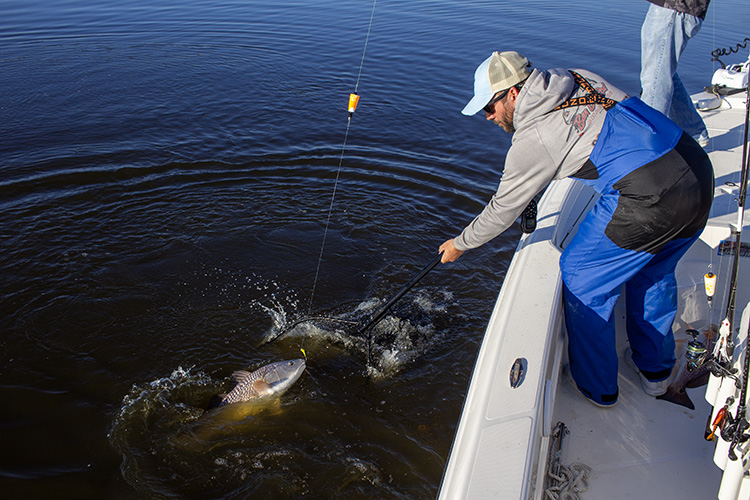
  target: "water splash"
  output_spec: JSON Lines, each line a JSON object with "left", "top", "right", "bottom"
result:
{"left": 109, "top": 364, "right": 310, "bottom": 498}
{"left": 256, "top": 296, "right": 290, "bottom": 332}
{"left": 260, "top": 288, "right": 456, "bottom": 379}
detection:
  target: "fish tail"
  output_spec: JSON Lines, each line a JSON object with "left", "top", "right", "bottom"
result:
{"left": 206, "top": 394, "right": 226, "bottom": 410}
{"left": 685, "top": 370, "right": 710, "bottom": 388}
{"left": 656, "top": 386, "right": 695, "bottom": 410}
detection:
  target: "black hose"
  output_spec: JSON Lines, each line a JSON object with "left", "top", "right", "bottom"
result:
{"left": 711, "top": 37, "right": 750, "bottom": 69}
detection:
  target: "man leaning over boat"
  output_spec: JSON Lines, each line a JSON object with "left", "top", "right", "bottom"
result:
{"left": 439, "top": 51, "right": 714, "bottom": 408}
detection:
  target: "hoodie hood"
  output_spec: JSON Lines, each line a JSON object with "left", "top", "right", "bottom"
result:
{"left": 513, "top": 68, "right": 576, "bottom": 131}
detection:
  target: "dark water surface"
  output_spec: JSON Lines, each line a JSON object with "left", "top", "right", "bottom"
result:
{"left": 1, "top": 0, "right": 747, "bottom": 498}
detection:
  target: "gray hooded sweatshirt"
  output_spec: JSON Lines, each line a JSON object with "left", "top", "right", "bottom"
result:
{"left": 453, "top": 68, "right": 629, "bottom": 251}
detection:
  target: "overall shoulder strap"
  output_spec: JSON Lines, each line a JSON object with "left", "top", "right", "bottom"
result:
{"left": 552, "top": 71, "right": 618, "bottom": 112}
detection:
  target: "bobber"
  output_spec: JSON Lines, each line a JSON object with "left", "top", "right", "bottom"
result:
{"left": 705, "top": 272, "right": 717, "bottom": 301}
{"left": 348, "top": 93, "right": 360, "bottom": 114}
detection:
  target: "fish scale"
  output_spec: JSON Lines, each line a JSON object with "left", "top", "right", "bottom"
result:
{"left": 223, "top": 369, "right": 274, "bottom": 404}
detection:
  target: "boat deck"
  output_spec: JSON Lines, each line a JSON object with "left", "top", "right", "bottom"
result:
{"left": 554, "top": 317, "right": 724, "bottom": 498}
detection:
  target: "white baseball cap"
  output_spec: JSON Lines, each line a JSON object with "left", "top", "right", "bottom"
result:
{"left": 462, "top": 51, "right": 531, "bottom": 116}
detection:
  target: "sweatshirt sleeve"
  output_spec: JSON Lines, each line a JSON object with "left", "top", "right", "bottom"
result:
{"left": 453, "top": 132, "right": 558, "bottom": 251}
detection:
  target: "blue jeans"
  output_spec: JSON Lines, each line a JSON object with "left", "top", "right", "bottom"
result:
{"left": 640, "top": 3, "right": 707, "bottom": 139}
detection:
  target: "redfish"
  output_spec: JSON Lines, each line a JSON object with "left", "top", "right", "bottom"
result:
{"left": 207, "top": 359, "right": 306, "bottom": 409}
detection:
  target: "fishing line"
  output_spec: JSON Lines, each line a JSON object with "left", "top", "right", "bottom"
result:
{"left": 703, "top": 9, "right": 717, "bottom": 324}
{"left": 308, "top": 123, "right": 352, "bottom": 315}
{"left": 307, "top": 0, "right": 378, "bottom": 316}
{"left": 354, "top": 0, "right": 378, "bottom": 95}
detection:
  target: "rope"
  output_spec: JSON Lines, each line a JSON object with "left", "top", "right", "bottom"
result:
{"left": 551, "top": 71, "right": 618, "bottom": 112}
{"left": 545, "top": 422, "right": 591, "bottom": 500}
{"left": 307, "top": 0, "right": 378, "bottom": 315}
{"left": 544, "top": 463, "right": 592, "bottom": 500}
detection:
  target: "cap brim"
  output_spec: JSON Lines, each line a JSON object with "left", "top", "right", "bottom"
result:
{"left": 462, "top": 93, "right": 492, "bottom": 116}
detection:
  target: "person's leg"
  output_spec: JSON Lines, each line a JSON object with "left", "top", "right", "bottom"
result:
{"left": 624, "top": 234, "right": 699, "bottom": 380}
{"left": 561, "top": 201, "right": 653, "bottom": 406}
{"left": 641, "top": 4, "right": 707, "bottom": 138}
{"left": 667, "top": 8, "right": 707, "bottom": 139}
{"left": 563, "top": 282, "right": 621, "bottom": 405}
{"left": 641, "top": 3, "right": 680, "bottom": 115}
{"left": 670, "top": 73, "right": 708, "bottom": 142}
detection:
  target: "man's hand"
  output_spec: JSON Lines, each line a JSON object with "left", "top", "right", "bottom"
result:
{"left": 439, "top": 238, "right": 465, "bottom": 263}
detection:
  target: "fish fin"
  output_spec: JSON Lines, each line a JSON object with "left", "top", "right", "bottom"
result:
{"left": 206, "top": 393, "right": 226, "bottom": 410}
{"left": 656, "top": 386, "right": 695, "bottom": 410}
{"left": 231, "top": 370, "right": 253, "bottom": 381}
{"left": 686, "top": 370, "right": 710, "bottom": 388}
{"left": 252, "top": 380, "right": 273, "bottom": 396}
{"left": 228, "top": 370, "right": 253, "bottom": 391}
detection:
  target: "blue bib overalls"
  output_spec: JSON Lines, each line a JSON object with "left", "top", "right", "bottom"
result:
{"left": 558, "top": 79, "right": 714, "bottom": 406}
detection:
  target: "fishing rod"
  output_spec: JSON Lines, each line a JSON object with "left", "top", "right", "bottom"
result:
{"left": 700, "top": 43, "right": 750, "bottom": 449}
{"left": 723, "top": 81, "right": 750, "bottom": 455}
{"left": 726, "top": 320, "right": 750, "bottom": 461}
{"left": 707, "top": 76, "right": 750, "bottom": 457}
{"left": 712, "top": 79, "right": 750, "bottom": 370}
